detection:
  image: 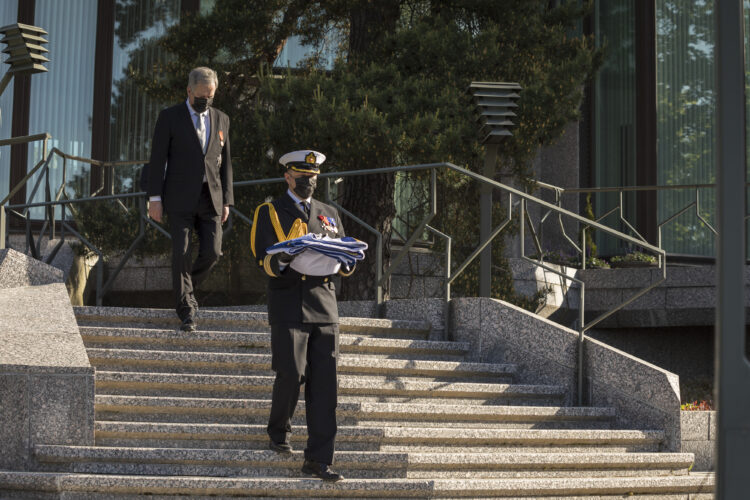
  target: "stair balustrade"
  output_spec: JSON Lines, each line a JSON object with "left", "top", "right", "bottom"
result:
{"left": 1, "top": 144, "right": 673, "bottom": 406}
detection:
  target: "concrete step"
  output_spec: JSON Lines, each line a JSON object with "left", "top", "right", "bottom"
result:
{"left": 0, "top": 470, "right": 716, "bottom": 498}
{"left": 94, "top": 421, "right": 665, "bottom": 453}
{"left": 94, "top": 371, "right": 562, "bottom": 404}
{"left": 74, "top": 306, "right": 431, "bottom": 338}
{"left": 79, "top": 327, "right": 467, "bottom": 358}
{"left": 86, "top": 349, "right": 517, "bottom": 380}
{"left": 33, "top": 445, "right": 695, "bottom": 479}
{"left": 94, "top": 395, "right": 615, "bottom": 428}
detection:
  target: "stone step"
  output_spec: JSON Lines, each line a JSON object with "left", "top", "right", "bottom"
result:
{"left": 94, "top": 371, "right": 562, "bottom": 404}
{"left": 94, "top": 395, "right": 615, "bottom": 428}
{"left": 74, "top": 306, "right": 431, "bottom": 338}
{"left": 79, "top": 327, "right": 466, "bottom": 359}
{"left": 33, "top": 445, "right": 695, "bottom": 479}
{"left": 86, "top": 349, "right": 516, "bottom": 380}
{"left": 94, "top": 421, "right": 665, "bottom": 453}
{"left": 0, "top": 470, "right": 716, "bottom": 498}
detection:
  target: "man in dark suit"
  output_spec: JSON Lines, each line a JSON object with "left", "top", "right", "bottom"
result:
{"left": 251, "top": 150, "right": 355, "bottom": 482}
{"left": 146, "top": 67, "right": 233, "bottom": 331}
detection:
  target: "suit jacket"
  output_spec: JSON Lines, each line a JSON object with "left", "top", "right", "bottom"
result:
{"left": 146, "top": 102, "right": 233, "bottom": 215}
{"left": 251, "top": 193, "right": 356, "bottom": 325}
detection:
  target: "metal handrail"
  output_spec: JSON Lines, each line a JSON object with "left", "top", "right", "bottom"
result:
{"left": 532, "top": 179, "right": 724, "bottom": 258}
{"left": 533, "top": 180, "right": 721, "bottom": 193}
{"left": 0, "top": 133, "right": 50, "bottom": 206}
{"left": 3, "top": 150, "right": 668, "bottom": 405}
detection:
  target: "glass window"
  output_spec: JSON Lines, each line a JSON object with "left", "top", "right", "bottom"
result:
{"left": 0, "top": 1, "right": 18, "bottom": 201}
{"left": 656, "top": 0, "right": 716, "bottom": 257}
{"left": 109, "top": 0, "right": 181, "bottom": 194}
{"left": 27, "top": 0, "right": 98, "bottom": 214}
{"left": 275, "top": 34, "right": 338, "bottom": 70}
{"left": 593, "top": 0, "right": 637, "bottom": 256}
{"left": 393, "top": 172, "right": 431, "bottom": 244}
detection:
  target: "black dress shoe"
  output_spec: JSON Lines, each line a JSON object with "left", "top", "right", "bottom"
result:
{"left": 301, "top": 460, "right": 343, "bottom": 482}
{"left": 180, "top": 318, "right": 196, "bottom": 332}
{"left": 269, "top": 440, "right": 292, "bottom": 454}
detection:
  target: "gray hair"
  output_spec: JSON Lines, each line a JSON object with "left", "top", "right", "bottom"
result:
{"left": 188, "top": 67, "right": 218, "bottom": 90}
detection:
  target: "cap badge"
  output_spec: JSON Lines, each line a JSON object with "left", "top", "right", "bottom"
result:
{"left": 305, "top": 152, "right": 317, "bottom": 164}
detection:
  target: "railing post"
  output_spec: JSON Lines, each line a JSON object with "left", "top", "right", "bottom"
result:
{"left": 376, "top": 236, "right": 383, "bottom": 315}
{"left": 578, "top": 223, "right": 586, "bottom": 405}
{"left": 715, "top": 0, "right": 750, "bottom": 495}
{"left": 0, "top": 205, "right": 5, "bottom": 249}
{"left": 444, "top": 234, "right": 451, "bottom": 339}
{"left": 578, "top": 285, "right": 585, "bottom": 406}
{"left": 96, "top": 259, "right": 103, "bottom": 306}
{"left": 480, "top": 143, "right": 499, "bottom": 297}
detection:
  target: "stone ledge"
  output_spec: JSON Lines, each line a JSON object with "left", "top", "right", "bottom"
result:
{"left": 0, "top": 248, "right": 63, "bottom": 290}
{"left": 510, "top": 258, "right": 734, "bottom": 328}
{"left": 0, "top": 249, "right": 94, "bottom": 472}
{"left": 74, "top": 305, "right": 431, "bottom": 335}
{"left": 0, "top": 470, "right": 716, "bottom": 497}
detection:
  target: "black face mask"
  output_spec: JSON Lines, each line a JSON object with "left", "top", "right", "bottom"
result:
{"left": 192, "top": 96, "right": 213, "bottom": 113}
{"left": 293, "top": 175, "right": 316, "bottom": 199}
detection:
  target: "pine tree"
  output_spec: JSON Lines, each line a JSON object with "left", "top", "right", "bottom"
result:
{"left": 135, "top": 0, "right": 602, "bottom": 302}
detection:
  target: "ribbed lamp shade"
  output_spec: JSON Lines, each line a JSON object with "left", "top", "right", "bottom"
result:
{"left": 0, "top": 23, "right": 49, "bottom": 75}
{"left": 467, "top": 82, "right": 521, "bottom": 144}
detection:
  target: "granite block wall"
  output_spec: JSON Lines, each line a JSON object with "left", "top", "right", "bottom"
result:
{"left": 384, "top": 298, "right": 447, "bottom": 340}
{"left": 681, "top": 411, "right": 716, "bottom": 471}
{"left": 389, "top": 248, "right": 447, "bottom": 300}
{"left": 451, "top": 297, "right": 683, "bottom": 451}
{"left": 0, "top": 249, "right": 94, "bottom": 471}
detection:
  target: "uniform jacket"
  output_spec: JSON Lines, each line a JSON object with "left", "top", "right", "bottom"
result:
{"left": 251, "top": 193, "right": 355, "bottom": 325}
{"left": 146, "top": 102, "right": 234, "bottom": 215}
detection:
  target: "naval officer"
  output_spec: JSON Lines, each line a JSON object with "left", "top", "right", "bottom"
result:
{"left": 251, "top": 149, "right": 355, "bottom": 482}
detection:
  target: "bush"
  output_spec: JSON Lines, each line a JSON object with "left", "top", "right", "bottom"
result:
{"left": 609, "top": 251, "right": 657, "bottom": 267}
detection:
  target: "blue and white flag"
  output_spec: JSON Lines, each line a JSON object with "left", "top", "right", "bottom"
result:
{"left": 266, "top": 234, "right": 368, "bottom": 275}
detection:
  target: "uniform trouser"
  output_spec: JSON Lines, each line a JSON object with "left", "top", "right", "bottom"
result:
{"left": 267, "top": 322, "right": 339, "bottom": 464}
{"left": 167, "top": 185, "right": 222, "bottom": 321}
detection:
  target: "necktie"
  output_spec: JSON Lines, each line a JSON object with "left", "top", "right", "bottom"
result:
{"left": 301, "top": 201, "right": 310, "bottom": 218}
{"left": 195, "top": 113, "right": 206, "bottom": 153}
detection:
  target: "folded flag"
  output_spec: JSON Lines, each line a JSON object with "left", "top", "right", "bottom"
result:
{"left": 266, "top": 234, "right": 368, "bottom": 268}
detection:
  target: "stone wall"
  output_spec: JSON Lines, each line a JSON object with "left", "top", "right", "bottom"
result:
{"left": 388, "top": 247, "right": 446, "bottom": 300}
{"left": 0, "top": 249, "right": 94, "bottom": 471}
{"left": 509, "top": 258, "right": 738, "bottom": 329}
{"left": 503, "top": 121, "right": 581, "bottom": 259}
{"left": 680, "top": 410, "right": 716, "bottom": 471}
{"left": 451, "top": 297, "right": 683, "bottom": 452}
{"left": 98, "top": 246, "right": 445, "bottom": 306}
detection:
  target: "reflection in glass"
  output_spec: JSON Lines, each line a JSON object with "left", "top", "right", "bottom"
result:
{"left": 275, "top": 34, "right": 338, "bottom": 70}
{"left": 27, "top": 0, "right": 98, "bottom": 218}
{"left": 593, "top": 0, "right": 636, "bottom": 256}
{"left": 656, "top": 0, "right": 716, "bottom": 257}
{"left": 109, "top": 0, "right": 182, "bottom": 194}
{"left": 0, "top": 1, "right": 18, "bottom": 201}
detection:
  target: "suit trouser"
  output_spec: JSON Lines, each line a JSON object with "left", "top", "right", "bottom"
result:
{"left": 267, "top": 322, "right": 338, "bottom": 464}
{"left": 167, "top": 185, "right": 222, "bottom": 321}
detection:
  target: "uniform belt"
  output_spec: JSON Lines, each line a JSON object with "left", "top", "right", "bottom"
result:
{"left": 299, "top": 274, "right": 331, "bottom": 284}
{"left": 285, "top": 269, "right": 332, "bottom": 284}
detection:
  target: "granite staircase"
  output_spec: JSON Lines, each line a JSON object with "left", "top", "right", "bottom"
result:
{"left": 0, "top": 306, "right": 713, "bottom": 498}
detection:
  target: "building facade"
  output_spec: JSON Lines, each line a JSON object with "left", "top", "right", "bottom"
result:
{"left": 0, "top": 0, "right": 747, "bottom": 258}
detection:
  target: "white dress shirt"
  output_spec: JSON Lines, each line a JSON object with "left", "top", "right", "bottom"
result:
{"left": 286, "top": 188, "right": 312, "bottom": 209}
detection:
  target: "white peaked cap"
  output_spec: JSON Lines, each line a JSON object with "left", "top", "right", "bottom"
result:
{"left": 279, "top": 150, "right": 326, "bottom": 167}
